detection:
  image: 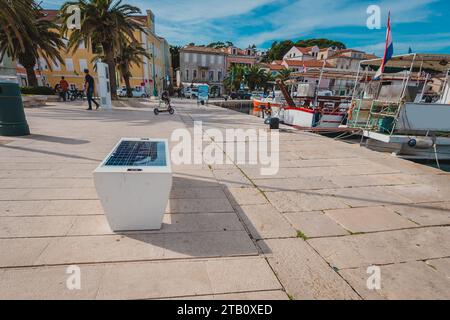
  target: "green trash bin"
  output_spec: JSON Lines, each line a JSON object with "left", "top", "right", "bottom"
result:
{"left": 0, "top": 82, "right": 30, "bottom": 136}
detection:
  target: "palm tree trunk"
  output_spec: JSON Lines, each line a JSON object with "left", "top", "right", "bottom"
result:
{"left": 25, "top": 64, "right": 38, "bottom": 87}
{"left": 19, "top": 54, "right": 39, "bottom": 87}
{"left": 124, "top": 74, "right": 132, "bottom": 98}
{"left": 103, "top": 43, "right": 118, "bottom": 100}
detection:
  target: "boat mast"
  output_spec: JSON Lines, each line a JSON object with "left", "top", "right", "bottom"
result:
{"left": 313, "top": 60, "right": 327, "bottom": 108}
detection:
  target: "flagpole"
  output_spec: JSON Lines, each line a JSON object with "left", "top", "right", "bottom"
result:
{"left": 374, "top": 11, "right": 393, "bottom": 80}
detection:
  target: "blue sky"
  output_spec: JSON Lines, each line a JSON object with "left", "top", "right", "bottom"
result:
{"left": 42, "top": 0, "right": 450, "bottom": 55}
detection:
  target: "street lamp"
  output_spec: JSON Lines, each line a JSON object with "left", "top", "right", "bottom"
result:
{"left": 151, "top": 43, "right": 158, "bottom": 97}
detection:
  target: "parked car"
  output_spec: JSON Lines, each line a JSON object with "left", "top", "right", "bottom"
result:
{"left": 183, "top": 87, "right": 198, "bottom": 99}
{"left": 117, "top": 87, "right": 149, "bottom": 98}
{"left": 230, "top": 90, "right": 252, "bottom": 100}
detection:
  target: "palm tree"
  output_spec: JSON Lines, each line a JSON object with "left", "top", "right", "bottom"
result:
{"left": 60, "top": 0, "right": 145, "bottom": 99}
{"left": 245, "top": 66, "right": 265, "bottom": 91}
{"left": 0, "top": 0, "right": 38, "bottom": 53}
{"left": 277, "top": 68, "right": 292, "bottom": 83}
{"left": 261, "top": 71, "right": 275, "bottom": 94}
{"left": 0, "top": 6, "right": 65, "bottom": 87}
{"left": 116, "top": 41, "right": 151, "bottom": 97}
{"left": 224, "top": 64, "right": 246, "bottom": 92}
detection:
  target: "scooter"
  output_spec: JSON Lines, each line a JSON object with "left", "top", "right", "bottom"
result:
{"left": 154, "top": 91, "right": 175, "bottom": 115}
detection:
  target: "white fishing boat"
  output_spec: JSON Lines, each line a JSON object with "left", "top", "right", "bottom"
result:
{"left": 349, "top": 53, "right": 450, "bottom": 162}
{"left": 274, "top": 68, "right": 359, "bottom": 129}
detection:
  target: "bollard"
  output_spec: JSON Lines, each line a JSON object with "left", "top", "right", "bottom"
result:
{"left": 269, "top": 117, "right": 280, "bottom": 130}
{"left": 0, "top": 82, "right": 30, "bottom": 136}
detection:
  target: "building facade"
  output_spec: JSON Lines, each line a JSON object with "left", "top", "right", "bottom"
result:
{"left": 326, "top": 49, "right": 366, "bottom": 71}
{"left": 225, "top": 46, "right": 258, "bottom": 71}
{"left": 179, "top": 45, "right": 258, "bottom": 95}
{"left": 18, "top": 9, "right": 172, "bottom": 96}
{"left": 283, "top": 46, "right": 319, "bottom": 61}
{"left": 180, "top": 46, "right": 227, "bottom": 95}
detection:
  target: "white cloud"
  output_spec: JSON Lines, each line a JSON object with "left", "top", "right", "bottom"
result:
{"left": 127, "top": 0, "right": 276, "bottom": 22}
{"left": 43, "top": 0, "right": 444, "bottom": 52}
{"left": 236, "top": 0, "right": 439, "bottom": 47}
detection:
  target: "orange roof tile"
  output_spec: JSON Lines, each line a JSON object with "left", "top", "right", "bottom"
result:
{"left": 182, "top": 46, "right": 226, "bottom": 54}
{"left": 269, "top": 64, "right": 286, "bottom": 71}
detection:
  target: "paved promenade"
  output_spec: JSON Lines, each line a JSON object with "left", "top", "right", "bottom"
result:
{"left": 0, "top": 99, "right": 449, "bottom": 299}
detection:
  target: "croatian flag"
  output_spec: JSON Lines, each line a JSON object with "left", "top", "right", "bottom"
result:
{"left": 374, "top": 12, "right": 394, "bottom": 80}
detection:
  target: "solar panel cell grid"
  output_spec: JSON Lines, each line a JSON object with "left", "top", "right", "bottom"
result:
{"left": 104, "top": 141, "right": 167, "bottom": 167}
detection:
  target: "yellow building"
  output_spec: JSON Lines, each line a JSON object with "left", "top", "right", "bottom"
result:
{"left": 25, "top": 9, "right": 172, "bottom": 96}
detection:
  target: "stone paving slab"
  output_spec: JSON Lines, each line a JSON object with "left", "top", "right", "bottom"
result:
{"left": 0, "top": 200, "right": 103, "bottom": 217}
{"left": 253, "top": 176, "right": 338, "bottom": 192}
{"left": 339, "top": 261, "right": 450, "bottom": 300}
{"left": 0, "top": 188, "right": 98, "bottom": 201}
{"left": 0, "top": 237, "right": 51, "bottom": 267}
{"left": 236, "top": 204, "right": 297, "bottom": 240}
{"left": 224, "top": 187, "right": 268, "bottom": 206}
{"left": 0, "top": 264, "right": 104, "bottom": 300}
{"left": 168, "top": 290, "right": 289, "bottom": 300}
{"left": 277, "top": 157, "right": 374, "bottom": 169}
{"left": 212, "top": 169, "right": 254, "bottom": 188}
{"left": 167, "top": 198, "right": 234, "bottom": 214}
{"left": 0, "top": 213, "right": 244, "bottom": 238}
{"left": 319, "top": 186, "right": 413, "bottom": 208}
{"left": 0, "top": 257, "right": 280, "bottom": 300}
{"left": 427, "top": 258, "right": 450, "bottom": 278}
{"left": 265, "top": 191, "right": 350, "bottom": 213}
{"left": 49, "top": 231, "right": 254, "bottom": 267}
{"left": 0, "top": 231, "right": 258, "bottom": 268}
{"left": 284, "top": 211, "right": 350, "bottom": 238}
{"left": 329, "top": 173, "right": 422, "bottom": 188}
{"left": 324, "top": 207, "right": 417, "bottom": 233}
{"left": 308, "top": 227, "right": 450, "bottom": 269}
{"left": 385, "top": 184, "right": 450, "bottom": 203}
{"left": 0, "top": 178, "right": 95, "bottom": 189}
{"left": 170, "top": 187, "right": 227, "bottom": 199}
{"left": 2, "top": 101, "right": 450, "bottom": 299}
{"left": 0, "top": 216, "right": 77, "bottom": 238}
{"left": 260, "top": 238, "right": 360, "bottom": 300}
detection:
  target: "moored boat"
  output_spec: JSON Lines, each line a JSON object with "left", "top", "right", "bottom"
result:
{"left": 349, "top": 53, "right": 450, "bottom": 162}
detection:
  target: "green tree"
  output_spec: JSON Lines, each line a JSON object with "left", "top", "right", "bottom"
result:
{"left": 261, "top": 71, "right": 275, "bottom": 93}
{"left": 170, "top": 45, "right": 181, "bottom": 70}
{"left": 207, "top": 41, "right": 225, "bottom": 49}
{"left": 0, "top": 5, "right": 65, "bottom": 87}
{"left": 277, "top": 68, "right": 292, "bottom": 83}
{"left": 60, "top": 0, "right": 145, "bottom": 100}
{"left": 0, "top": 0, "right": 38, "bottom": 53}
{"left": 267, "top": 40, "right": 294, "bottom": 61}
{"left": 224, "top": 64, "right": 246, "bottom": 92}
{"left": 245, "top": 65, "right": 265, "bottom": 91}
{"left": 116, "top": 41, "right": 151, "bottom": 97}
{"left": 295, "top": 38, "right": 346, "bottom": 49}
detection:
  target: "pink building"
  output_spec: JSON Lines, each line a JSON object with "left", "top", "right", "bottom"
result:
{"left": 225, "top": 46, "right": 258, "bottom": 73}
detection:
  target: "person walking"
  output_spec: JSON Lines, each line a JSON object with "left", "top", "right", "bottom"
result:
{"left": 59, "top": 77, "right": 69, "bottom": 102}
{"left": 84, "top": 69, "right": 100, "bottom": 110}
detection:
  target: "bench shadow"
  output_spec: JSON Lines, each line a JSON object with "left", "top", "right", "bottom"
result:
{"left": 21, "top": 134, "right": 90, "bottom": 145}
{"left": 116, "top": 174, "right": 268, "bottom": 258}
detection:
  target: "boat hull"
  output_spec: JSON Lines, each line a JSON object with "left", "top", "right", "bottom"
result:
{"left": 366, "top": 139, "right": 450, "bottom": 161}
{"left": 283, "top": 107, "right": 345, "bottom": 128}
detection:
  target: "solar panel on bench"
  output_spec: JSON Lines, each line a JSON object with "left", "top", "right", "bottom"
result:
{"left": 104, "top": 141, "right": 167, "bottom": 167}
